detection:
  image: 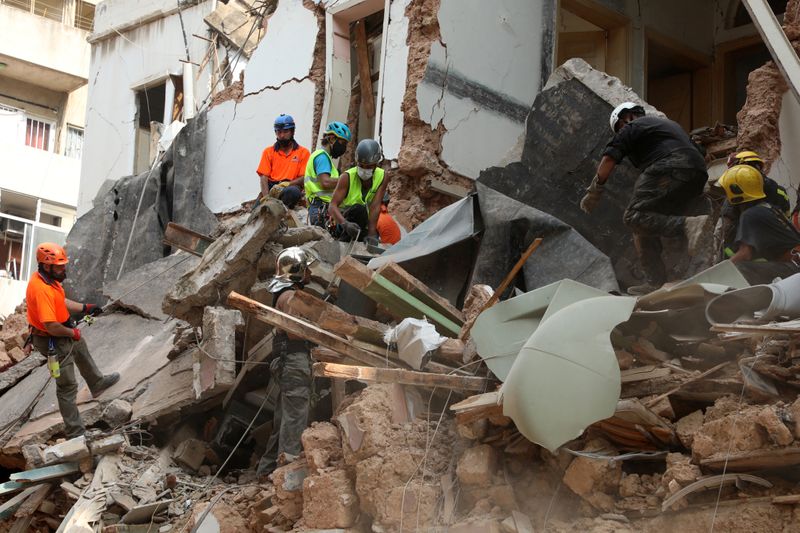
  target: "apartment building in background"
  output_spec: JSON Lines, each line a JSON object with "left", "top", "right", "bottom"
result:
{"left": 0, "top": 0, "right": 94, "bottom": 314}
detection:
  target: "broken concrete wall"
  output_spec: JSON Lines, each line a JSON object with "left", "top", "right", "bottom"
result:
{"left": 79, "top": 0, "right": 215, "bottom": 216}
{"left": 415, "top": 0, "right": 548, "bottom": 180}
{"left": 202, "top": 0, "right": 320, "bottom": 212}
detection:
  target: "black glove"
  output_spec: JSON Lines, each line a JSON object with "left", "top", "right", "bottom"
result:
{"left": 343, "top": 222, "right": 361, "bottom": 240}
{"left": 364, "top": 235, "right": 380, "bottom": 247}
{"left": 83, "top": 303, "right": 103, "bottom": 316}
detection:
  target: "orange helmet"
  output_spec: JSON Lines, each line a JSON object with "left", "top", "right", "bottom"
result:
{"left": 36, "top": 243, "right": 69, "bottom": 265}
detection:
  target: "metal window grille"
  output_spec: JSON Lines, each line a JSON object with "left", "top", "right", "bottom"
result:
{"left": 74, "top": 0, "right": 94, "bottom": 31}
{"left": 65, "top": 125, "right": 83, "bottom": 159}
{"left": 25, "top": 118, "right": 52, "bottom": 151}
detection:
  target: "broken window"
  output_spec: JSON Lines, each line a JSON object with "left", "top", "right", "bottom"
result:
{"left": 348, "top": 10, "right": 383, "bottom": 142}
{"left": 721, "top": 43, "right": 773, "bottom": 124}
{"left": 134, "top": 83, "right": 166, "bottom": 174}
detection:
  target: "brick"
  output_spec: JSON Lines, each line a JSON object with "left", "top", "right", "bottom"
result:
{"left": 456, "top": 444, "right": 497, "bottom": 486}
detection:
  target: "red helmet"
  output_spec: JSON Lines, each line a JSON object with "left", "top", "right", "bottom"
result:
{"left": 36, "top": 243, "right": 69, "bottom": 265}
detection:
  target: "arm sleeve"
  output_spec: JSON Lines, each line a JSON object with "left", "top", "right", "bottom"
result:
{"left": 313, "top": 153, "right": 332, "bottom": 175}
{"left": 602, "top": 125, "right": 637, "bottom": 163}
{"left": 297, "top": 148, "right": 310, "bottom": 177}
{"left": 256, "top": 148, "right": 272, "bottom": 177}
{"left": 735, "top": 208, "right": 769, "bottom": 251}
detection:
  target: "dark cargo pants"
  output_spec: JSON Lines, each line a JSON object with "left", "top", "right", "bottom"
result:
{"left": 31, "top": 335, "right": 105, "bottom": 438}
{"left": 623, "top": 156, "right": 707, "bottom": 286}
{"left": 257, "top": 348, "right": 311, "bottom": 476}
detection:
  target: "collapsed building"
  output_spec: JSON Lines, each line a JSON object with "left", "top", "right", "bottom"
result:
{"left": 4, "top": 0, "right": 800, "bottom": 531}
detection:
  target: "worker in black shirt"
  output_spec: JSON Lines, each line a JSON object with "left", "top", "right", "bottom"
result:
{"left": 580, "top": 102, "right": 711, "bottom": 295}
{"left": 718, "top": 150, "right": 790, "bottom": 260}
{"left": 718, "top": 164, "right": 800, "bottom": 284}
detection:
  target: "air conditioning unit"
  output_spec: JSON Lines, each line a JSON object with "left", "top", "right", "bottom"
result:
{"left": 0, "top": 218, "right": 25, "bottom": 238}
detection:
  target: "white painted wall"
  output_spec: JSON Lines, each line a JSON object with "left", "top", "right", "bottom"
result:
{"left": 770, "top": 91, "right": 800, "bottom": 210}
{"left": 416, "top": 0, "right": 544, "bottom": 179}
{"left": 244, "top": 0, "right": 318, "bottom": 94}
{"left": 0, "top": 144, "right": 81, "bottom": 207}
{"left": 78, "top": 2, "right": 214, "bottom": 215}
{"left": 203, "top": 79, "right": 317, "bottom": 212}
{"left": 93, "top": 0, "right": 184, "bottom": 34}
{"left": 379, "top": 0, "right": 410, "bottom": 160}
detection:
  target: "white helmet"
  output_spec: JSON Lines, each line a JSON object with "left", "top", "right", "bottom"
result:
{"left": 609, "top": 102, "right": 644, "bottom": 133}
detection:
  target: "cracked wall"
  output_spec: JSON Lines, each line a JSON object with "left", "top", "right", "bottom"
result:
{"left": 415, "top": 0, "right": 546, "bottom": 180}
{"left": 78, "top": 1, "right": 214, "bottom": 216}
{"left": 202, "top": 0, "right": 320, "bottom": 212}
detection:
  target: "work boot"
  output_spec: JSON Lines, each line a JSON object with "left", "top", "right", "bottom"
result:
{"left": 90, "top": 373, "right": 120, "bottom": 397}
{"left": 685, "top": 215, "right": 713, "bottom": 255}
{"left": 627, "top": 283, "right": 659, "bottom": 296}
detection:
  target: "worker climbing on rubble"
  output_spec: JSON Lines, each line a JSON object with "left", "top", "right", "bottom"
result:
{"left": 257, "top": 247, "right": 316, "bottom": 478}
{"left": 718, "top": 150, "right": 790, "bottom": 260}
{"left": 580, "top": 102, "right": 712, "bottom": 295}
{"left": 255, "top": 114, "right": 310, "bottom": 210}
{"left": 25, "top": 243, "right": 120, "bottom": 438}
{"left": 717, "top": 165, "right": 800, "bottom": 284}
{"left": 377, "top": 192, "right": 402, "bottom": 245}
{"left": 304, "top": 121, "right": 352, "bottom": 227}
{"left": 328, "top": 138, "right": 389, "bottom": 245}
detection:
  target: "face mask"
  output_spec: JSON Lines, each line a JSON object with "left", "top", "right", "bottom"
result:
{"left": 330, "top": 140, "right": 347, "bottom": 158}
{"left": 357, "top": 167, "right": 373, "bottom": 181}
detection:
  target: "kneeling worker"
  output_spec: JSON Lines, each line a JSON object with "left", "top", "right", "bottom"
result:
{"left": 304, "top": 122, "right": 352, "bottom": 227}
{"left": 328, "top": 139, "right": 389, "bottom": 246}
{"left": 256, "top": 114, "right": 310, "bottom": 210}
{"left": 257, "top": 247, "right": 316, "bottom": 477}
{"left": 718, "top": 165, "right": 800, "bottom": 284}
{"left": 26, "top": 243, "right": 119, "bottom": 438}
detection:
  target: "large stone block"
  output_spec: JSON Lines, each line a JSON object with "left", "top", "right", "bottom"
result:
{"left": 193, "top": 307, "right": 243, "bottom": 400}
{"left": 302, "top": 469, "right": 359, "bottom": 528}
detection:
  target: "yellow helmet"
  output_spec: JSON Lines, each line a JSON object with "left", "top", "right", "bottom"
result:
{"left": 717, "top": 164, "right": 766, "bottom": 204}
{"left": 734, "top": 150, "right": 764, "bottom": 165}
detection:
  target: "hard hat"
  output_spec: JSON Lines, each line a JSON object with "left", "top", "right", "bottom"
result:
{"left": 733, "top": 150, "right": 764, "bottom": 166}
{"left": 609, "top": 102, "right": 644, "bottom": 133}
{"left": 274, "top": 114, "right": 295, "bottom": 131}
{"left": 36, "top": 243, "right": 69, "bottom": 265}
{"left": 717, "top": 164, "right": 766, "bottom": 205}
{"left": 355, "top": 139, "right": 382, "bottom": 166}
{"left": 324, "top": 121, "right": 352, "bottom": 142}
{"left": 268, "top": 247, "right": 317, "bottom": 293}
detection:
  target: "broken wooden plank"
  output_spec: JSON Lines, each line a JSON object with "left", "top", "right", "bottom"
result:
{"left": 313, "top": 362, "right": 490, "bottom": 392}
{"left": 286, "top": 290, "right": 388, "bottom": 345}
{"left": 644, "top": 362, "right": 730, "bottom": 408}
{"left": 334, "top": 257, "right": 462, "bottom": 336}
{"left": 0, "top": 485, "right": 40, "bottom": 520}
{"left": 9, "top": 515, "right": 33, "bottom": 533}
{"left": 375, "top": 262, "right": 465, "bottom": 324}
{"left": 227, "top": 291, "right": 400, "bottom": 369}
{"left": 120, "top": 499, "right": 174, "bottom": 524}
{"left": 621, "top": 365, "right": 671, "bottom": 383}
{"left": 10, "top": 462, "right": 80, "bottom": 483}
{"left": 450, "top": 391, "right": 504, "bottom": 424}
{"left": 14, "top": 482, "right": 52, "bottom": 518}
{"left": 700, "top": 447, "right": 800, "bottom": 471}
{"left": 0, "top": 480, "right": 26, "bottom": 496}
{"left": 354, "top": 19, "right": 375, "bottom": 119}
{"left": 711, "top": 321, "right": 800, "bottom": 334}
{"left": 60, "top": 481, "right": 82, "bottom": 500}
{"left": 163, "top": 221, "right": 214, "bottom": 256}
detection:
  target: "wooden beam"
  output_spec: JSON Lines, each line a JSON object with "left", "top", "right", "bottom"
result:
{"left": 354, "top": 20, "right": 375, "bottom": 119}
{"left": 0, "top": 486, "right": 40, "bottom": 520}
{"left": 334, "top": 257, "right": 374, "bottom": 291}
{"left": 711, "top": 322, "right": 800, "bottom": 334}
{"left": 286, "top": 290, "right": 388, "bottom": 345}
{"left": 9, "top": 462, "right": 80, "bottom": 483}
{"left": 375, "top": 262, "right": 465, "bottom": 324}
{"left": 644, "top": 362, "right": 730, "bottom": 408}
{"left": 0, "top": 480, "right": 26, "bottom": 497}
{"left": 163, "top": 222, "right": 214, "bottom": 257}
{"left": 14, "top": 483, "right": 52, "bottom": 518}
{"left": 313, "top": 362, "right": 491, "bottom": 392}
{"left": 227, "top": 291, "right": 399, "bottom": 369}
{"left": 449, "top": 391, "right": 504, "bottom": 424}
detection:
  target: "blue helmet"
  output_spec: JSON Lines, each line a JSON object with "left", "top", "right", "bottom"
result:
{"left": 324, "top": 121, "right": 352, "bottom": 142}
{"left": 274, "top": 114, "right": 295, "bottom": 131}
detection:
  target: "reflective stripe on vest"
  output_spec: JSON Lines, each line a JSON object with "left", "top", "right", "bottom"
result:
{"left": 304, "top": 149, "right": 339, "bottom": 203}
{"left": 340, "top": 167, "right": 385, "bottom": 211}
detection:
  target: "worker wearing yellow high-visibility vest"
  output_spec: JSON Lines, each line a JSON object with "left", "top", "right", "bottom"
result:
{"left": 304, "top": 121, "right": 352, "bottom": 227}
{"left": 329, "top": 139, "right": 389, "bottom": 246}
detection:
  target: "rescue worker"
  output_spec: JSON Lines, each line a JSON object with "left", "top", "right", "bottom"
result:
{"left": 377, "top": 193, "right": 402, "bottom": 245}
{"left": 718, "top": 165, "right": 800, "bottom": 284}
{"left": 719, "top": 150, "right": 790, "bottom": 260}
{"left": 257, "top": 247, "right": 316, "bottom": 477}
{"left": 581, "top": 102, "right": 711, "bottom": 295}
{"left": 26, "top": 243, "right": 119, "bottom": 438}
{"left": 304, "top": 121, "right": 352, "bottom": 227}
{"left": 329, "top": 139, "right": 389, "bottom": 245}
{"left": 255, "top": 114, "right": 310, "bottom": 209}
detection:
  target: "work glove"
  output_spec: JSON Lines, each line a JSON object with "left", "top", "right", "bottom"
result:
{"left": 343, "top": 221, "right": 361, "bottom": 240}
{"left": 580, "top": 175, "right": 605, "bottom": 214}
{"left": 269, "top": 182, "right": 289, "bottom": 199}
{"left": 364, "top": 235, "right": 380, "bottom": 247}
{"left": 82, "top": 303, "right": 103, "bottom": 316}
{"left": 71, "top": 328, "right": 81, "bottom": 342}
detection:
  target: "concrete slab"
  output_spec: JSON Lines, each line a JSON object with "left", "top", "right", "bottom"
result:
{"left": 103, "top": 253, "right": 201, "bottom": 321}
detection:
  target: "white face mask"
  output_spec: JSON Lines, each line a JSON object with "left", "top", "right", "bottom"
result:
{"left": 357, "top": 167, "right": 374, "bottom": 181}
